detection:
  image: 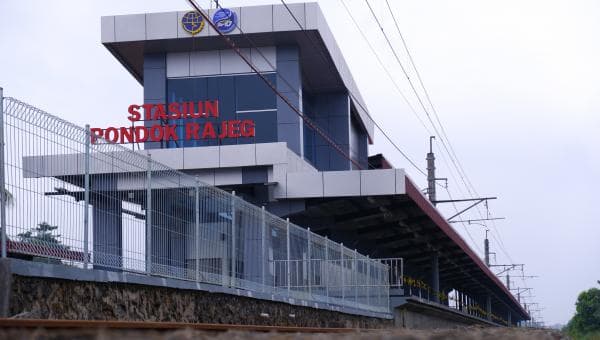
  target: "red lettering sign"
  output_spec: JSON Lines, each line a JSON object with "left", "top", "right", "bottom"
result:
{"left": 91, "top": 101, "right": 256, "bottom": 144}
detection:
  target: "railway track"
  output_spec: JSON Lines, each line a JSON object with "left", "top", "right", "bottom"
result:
{"left": 0, "top": 318, "right": 359, "bottom": 333}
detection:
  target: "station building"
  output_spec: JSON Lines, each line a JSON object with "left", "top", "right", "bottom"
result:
{"left": 85, "top": 1, "right": 527, "bottom": 325}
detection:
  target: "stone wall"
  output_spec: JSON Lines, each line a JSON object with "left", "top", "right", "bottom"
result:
{"left": 9, "top": 275, "right": 392, "bottom": 328}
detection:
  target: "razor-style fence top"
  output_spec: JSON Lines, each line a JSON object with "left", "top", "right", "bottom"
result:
{"left": 0, "top": 95, "right": 401, "bottom": 316}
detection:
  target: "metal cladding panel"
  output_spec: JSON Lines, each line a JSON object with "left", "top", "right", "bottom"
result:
{"left": 143, "top": 68, "right": 166, "bottom": 101}
{"left": 277, "top": 123, "right": 302, "bottom": 156}
{"left": 287, "top": 172, "right": 323, "bottom": 198}
{"left": 166, "top": 52, "right": 190, "bottom": 78}
{"left": 146, "top": 12, "right": 178, "bottom": 40}
{"left": 239, "top": 5, "right": 273, "bottom": 34}
{"left": 255, "top": 142, "right": 288, "bottom": 165}
{"left": 146, "top": 148, "right": 183, "bottom": 169}
{"left": 360, "top": 169, "right": 396, "bottom": 196}
{"left": 273, "top": 3, "right": 305, "bottom": 31}
{"left": 251, "top": 47, "right": 277, "bottom": 72}
{"left": 219, "top": 48, "right": 251, "bottom": 74}
{"left": 183, "top": 146, "right": 220, "bottom": 169}
{"left": 214, "top": 168, "right": 243, "bottom": 185}
{"left": 323, "top": 171, "right": 360, "bottom": 197}
{"left": 404, "top": 175, "right": 529, "bottom": 320}
{"left": 219, "top": 144, "right": 256, "bottom": 167}
{"left": 114, "top": 14, "right": 146, "bottom": 42}
{"left": 190, "top": 50, "right": 221, "bottom": 76}
{"left": 101, "top": 16, "right": 115, "bottom": 43}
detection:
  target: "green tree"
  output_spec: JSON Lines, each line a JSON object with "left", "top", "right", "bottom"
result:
{"left": 17, "top": 222, "right": 68, "bottom": 250}
{"left": 566, "top": 284, "right": 600, "bottom": 339}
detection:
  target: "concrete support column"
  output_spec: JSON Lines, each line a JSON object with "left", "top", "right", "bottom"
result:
{"left": 151, "top": 190, "right": 189, "bottom": 277}
{"left": 507, "top": 310, "right": 512, "bottom": 327}
{"left": 431, "top": 252, "right": 439, "bottom": 303}
{"left": 486, "top": 295, "right": 492, "bottom": 321}
{"left": 91, "top": 177, "right": 122, "bottom": 270}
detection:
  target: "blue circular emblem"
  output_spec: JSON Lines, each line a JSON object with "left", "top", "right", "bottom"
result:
{"left": 212, "top": 8, "right": 237, "bottom": 33}
{"left": 182, "top": 11, "right": 205, "bottom": 36}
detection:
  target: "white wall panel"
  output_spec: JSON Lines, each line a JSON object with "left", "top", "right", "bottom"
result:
{"left": 166, "top": 52, "right": 190, "bottom": 78}
{"left": 114, "top": 14, "right": 146, "bottom": 41}
{"left": 146, "top": 12, "right": 177, "bottom": 40}
{"left": 190, "top": 50, "right": 221, "bottom": 76}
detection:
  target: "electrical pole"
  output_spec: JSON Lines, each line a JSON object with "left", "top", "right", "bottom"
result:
{"left": 427, "top": 136, "right": 437, "bottom": 205}
{"left": 484, "top": 229, "right": 490, "bottom": 266}
{"left": 426, "top": 136, "right": 448, "bottom": 206}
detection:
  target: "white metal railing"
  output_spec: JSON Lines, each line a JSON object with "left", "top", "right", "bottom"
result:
{"left": 0, "top": 93, "right": 401, "bottom": 315}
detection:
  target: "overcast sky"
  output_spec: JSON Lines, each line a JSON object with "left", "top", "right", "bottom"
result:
{"left": 1, "top": 0, "right": 598, "bottom": 326}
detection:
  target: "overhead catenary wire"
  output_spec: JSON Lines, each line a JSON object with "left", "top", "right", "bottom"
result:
{"left": 279, "top": 0, "right": 427, "bottom": 176}
{"left": 373, "top": 0, "right": 534, "bottom": 309}
{"left": 369, "top": 0, "right": 516, "bottom": 262}
{"left": 365, "top": 1, "right": 533, "bottom": 303}
{"left": 208, "top": 0, "right": 384, "bottom": 171}
{"left": 185, "top": 0, "right": 363, "bottom": 170}
{"left": 381, "top": 0, "right": 515, "bottom": 262}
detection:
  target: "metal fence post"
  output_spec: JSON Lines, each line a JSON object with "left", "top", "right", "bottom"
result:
{"left": 286, "top": 217, "right": 291, "bottom": 295}
{"left": 324, "top": 236, "right": 329, "bottom": 303}
{"left": 340, "top": 242, "right": 344, "bottom": 302}
{"left": 195, "top": 177, "right": 200, "bottom": 282}
{"left": 307, "top": 227, "right": 311, "bottom": 297}
{"left": 261, "top": 206, "right": 266, "bottom": 292}
{"left": 0, "top": 88, "right": 5, "bottom": 259}
{"left": 366, "top": 255, "right": 370, "bottom": 307}
{"left": 354, "top": 249, "right": 358, "bottom": 305}
{"left": 83, "top": 124, "right": 90, "bottom": 268}
{"left": 230, "top": 191, "right": 236, "bottom": 288}
{"left": 145, "top": 154, "right": 152, "bottom": 274}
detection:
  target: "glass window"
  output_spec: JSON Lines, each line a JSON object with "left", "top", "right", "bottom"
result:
{"left": 166, "top": 73, "right": 278, "bottom": 148}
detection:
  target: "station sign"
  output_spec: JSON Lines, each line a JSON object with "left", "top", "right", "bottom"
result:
{"left": 181, "top": 11, "right": 205, "bottom": 36}
{"left": 181, "top": 8, "right": 238, "bottom": 36}
{"left": 90, "top": 100, "right": 255, "bottom": 144}
{"left": 212, "top": 8, "right": 237, "bottom": 33}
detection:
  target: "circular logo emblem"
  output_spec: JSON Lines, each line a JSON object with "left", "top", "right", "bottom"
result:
{"left": 212, "top": 8, "right": 237, "bottom": 33}
{"left": 181, "top": 11, "right": 205, "bottom": 36}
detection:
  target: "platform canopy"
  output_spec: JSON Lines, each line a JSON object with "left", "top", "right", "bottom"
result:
{"left": 288, "top": 175, "right": 530, "bottom": 322}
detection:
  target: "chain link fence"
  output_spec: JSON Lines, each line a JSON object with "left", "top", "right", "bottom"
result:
{"left": 0, "top": 92, "right": 401, "bottom": 315}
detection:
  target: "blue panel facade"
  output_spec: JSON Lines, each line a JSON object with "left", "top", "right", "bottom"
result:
{"left": 276, "top": 46, "right": 303, "bottom": 156}
{"left": 141, "top": 45, "right": 369, "bottom": 170}
{"left": 144, "top": 53, "right": 167, "bottom": 150}
{"left": 303, "top": 91, "right": 352, "bottom": 171}
{"left": 91, "top": 176, "right": 122, "bottom": 270}
{"left": 150, "top": 190, "right": 191, "bottom": 276}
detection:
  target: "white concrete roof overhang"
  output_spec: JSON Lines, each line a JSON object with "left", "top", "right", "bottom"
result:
{"left": 101, "top": 2, "right": 375, "bottom": 141}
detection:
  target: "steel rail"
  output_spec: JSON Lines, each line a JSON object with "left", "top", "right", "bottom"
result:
{"left": 0, "top": 318, "right": 363, "bottom": 333}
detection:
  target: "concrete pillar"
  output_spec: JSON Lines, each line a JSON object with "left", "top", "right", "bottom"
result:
{"left": 431, "top": 253, "right": 439, "bottom": 303}
{"left": 458, "top": 292, "right": 463, "bottom": 311}
{"left": 91, "top": 177, "right": 122, "bottom": 270}
{"left": 486, "top": 295, "right": 492, "bottom": 321}
{"left": 242, "top": 207, "right": 262, "bottom": 283}
{"left": 507, "top": 310, "right": 512, "bottom": 326}
{"left": 150, "top": 190, "right": 190, "bottom": 277}
{"left": 0, "top": 258, "right": 10, "bottom": 317}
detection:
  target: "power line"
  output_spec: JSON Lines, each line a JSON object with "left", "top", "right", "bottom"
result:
{"left": 373, "top": 2, "right": 531, "bottom": 302}
{"left": 374, "top": 0, "right": 516, "bottom": 265}
{"left": 278, "top": 0, "right": 427, "bottom": 176}
{"left": 186, "top": 0, "right": 363, "bottom": 169}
